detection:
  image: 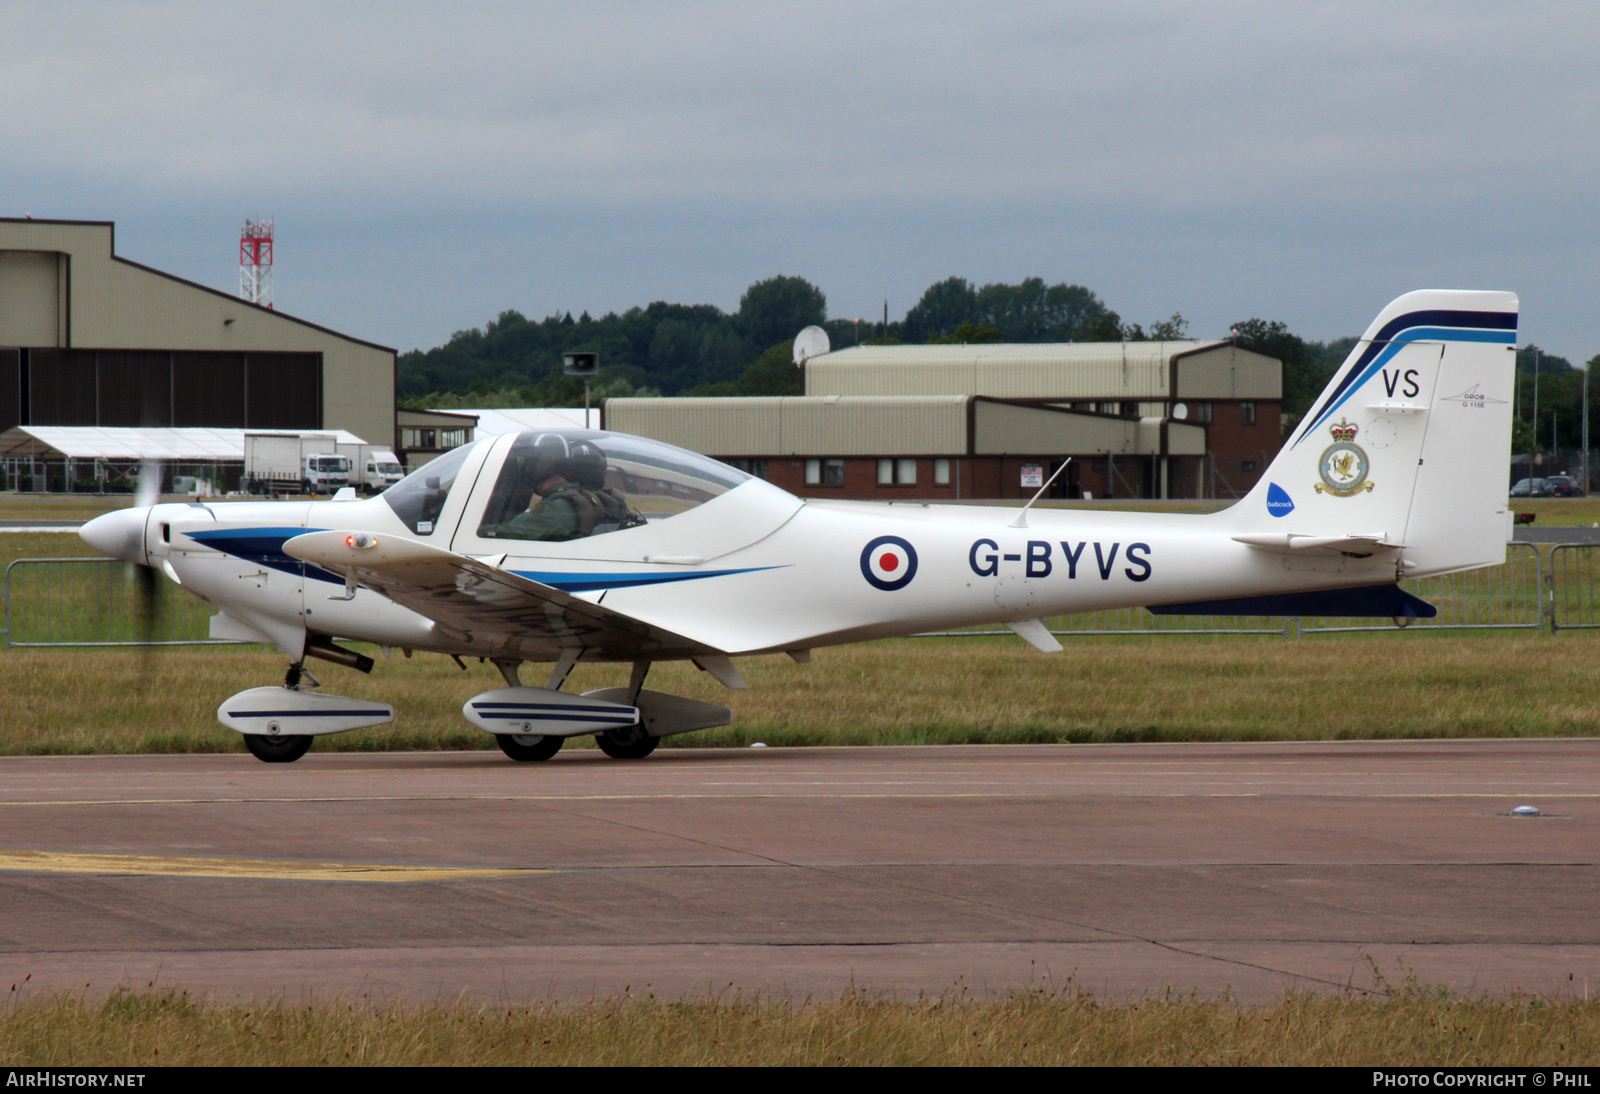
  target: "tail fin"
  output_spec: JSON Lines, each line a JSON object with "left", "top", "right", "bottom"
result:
{"left": 1236, "top": 290, "right": 1518, "bottom": 576}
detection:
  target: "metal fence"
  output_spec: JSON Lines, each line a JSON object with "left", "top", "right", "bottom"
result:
{"left": 2, "top": 558, "right": 236, "bottom": 648}
{"left": 0, "top": 542, "right": 1575, "bottom": 648}
{"left": 1549, "top": 543, "right": 1600, "bottom": 630}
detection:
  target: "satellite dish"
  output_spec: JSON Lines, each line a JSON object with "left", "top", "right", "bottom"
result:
{"left": 1172, "top": 403, "right": 1188, "bottom": 421}
{"left": 793, "top": 326, "right": 830, "bottom": 366}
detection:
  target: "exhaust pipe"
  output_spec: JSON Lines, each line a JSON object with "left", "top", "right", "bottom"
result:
{"left": 304, "top": 636, "right": 375, "bottom": 674}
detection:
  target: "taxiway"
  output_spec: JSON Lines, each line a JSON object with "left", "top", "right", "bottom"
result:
{"left": 0, "top": 739, "right": 1593, "bottom": 1003}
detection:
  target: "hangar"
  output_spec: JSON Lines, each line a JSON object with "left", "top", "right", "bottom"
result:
{"left": 605, "top": 338, "right": 1282, "bottom": 500}
{"left": 0, "top": 218, "right": 396, "bottom": 459}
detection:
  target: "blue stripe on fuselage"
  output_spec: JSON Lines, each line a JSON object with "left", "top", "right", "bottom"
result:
{"left": 183, "top": 527, "right": 784, "bottom": 592}
{"left": 510, "top": 566, "right": 784, "bottom": 593}
{"left": 183, "top": 527, "right": 345, "bottom": 584}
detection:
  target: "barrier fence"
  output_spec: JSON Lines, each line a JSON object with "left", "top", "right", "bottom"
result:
{"left": 3, "top": 558, "right": 232, "bottom": 648}
{"left": 0, "top": 541, "right": 1580, "bottom": 649}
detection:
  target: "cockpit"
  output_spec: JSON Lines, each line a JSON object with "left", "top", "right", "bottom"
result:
{"left": 383, "top": 429, "right": 754, "bottom": 541}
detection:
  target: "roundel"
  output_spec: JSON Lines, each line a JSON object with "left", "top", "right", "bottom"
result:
{"left": 860, "top": 535, "right": 918, "bottom": 591}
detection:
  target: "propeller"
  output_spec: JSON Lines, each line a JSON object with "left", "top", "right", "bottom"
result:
{"left": 133, "top": 460, "right": 159, "bottom": 647}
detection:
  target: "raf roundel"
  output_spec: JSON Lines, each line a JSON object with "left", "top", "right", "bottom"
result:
{"left": 860, "top": 536, "right": 918, "bottom": 591}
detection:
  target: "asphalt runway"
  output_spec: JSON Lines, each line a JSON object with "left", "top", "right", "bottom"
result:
{"left": 0, "top": 739, "right": 1594, "bottom": 1004}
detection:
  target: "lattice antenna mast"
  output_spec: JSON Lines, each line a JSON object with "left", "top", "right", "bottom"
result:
{"left": 239, "top": 216, "right": 274, "bottom": 308}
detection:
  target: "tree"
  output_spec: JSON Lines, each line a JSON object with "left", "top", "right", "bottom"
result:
{"left": 736, "top": 340, "right": 803, "bottom": 396}
{"left": 1228, "top": 318, "right": 1347, "bottom": 438}
{"left": 926, "top": 322, "right": 1003, "bottom": 345}
{"left": 1146, "top": 312, "right": 1188, "bottom": 340}
{"left": 975, "top": 278, "right": 1113, "bottom": 341}
{"left": 737, "top": 276, "right": 826, "bottom": 350}
{"left": 902, "top": 277, "right": 978, "bottom": 342}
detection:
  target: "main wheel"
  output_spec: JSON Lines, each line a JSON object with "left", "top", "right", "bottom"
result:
{"left": 495, "top": 733, "right": 564, "bottom": 761}
{"left": 244, "top": 734, "right": 313, "bottom": 763}
{"left": 595, "top": 723, "right": 658, "bottom": 760}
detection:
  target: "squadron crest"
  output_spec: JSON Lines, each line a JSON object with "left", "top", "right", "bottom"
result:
{"left": 1314, "top": 418, "right": 1373, "bottom": 497}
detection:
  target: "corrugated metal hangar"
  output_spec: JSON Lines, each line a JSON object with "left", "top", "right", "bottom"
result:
{"left": 0, "top": 218, "right": 395, "bottom": 456}
{"left": 606, "top": 339, "right": 1282, "bottom": 500}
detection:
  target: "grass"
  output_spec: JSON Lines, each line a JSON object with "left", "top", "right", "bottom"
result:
{"left": 2, "top": 986, "right": 1597, "bottom": 1066}
{"left": 1512, "top": 497, "right": 1600, "bottom": 526}
{"left": 0, "top": 530, "right": 1594, "bottom": 755}
{"left": 2, "top": 629, "right": 1599, "bottom": 756}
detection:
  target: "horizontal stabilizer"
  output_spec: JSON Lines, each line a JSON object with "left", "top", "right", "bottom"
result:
{"left": 1233, "top": 533, "right": 1403, "bottom": 557}
{"left": 1147, "top": 583, "right": 1437, "bottom": 619}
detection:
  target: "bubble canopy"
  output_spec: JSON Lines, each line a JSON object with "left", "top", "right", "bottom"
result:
{"left": 384, "top": 429, "right": 755, "bottom": 540}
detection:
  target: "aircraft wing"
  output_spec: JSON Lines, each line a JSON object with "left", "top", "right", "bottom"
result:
{"left": 283, "top": 530, "right": 723, "bottom": 662}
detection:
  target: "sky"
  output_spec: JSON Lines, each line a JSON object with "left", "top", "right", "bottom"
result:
{"left": 3, "top": 1, "right": 1597, "bottom": 363}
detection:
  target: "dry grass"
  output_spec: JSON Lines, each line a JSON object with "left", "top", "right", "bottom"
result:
{"left": 0, "top": 630, "right": 1597, "bottom": 756}
{"left": 3, "top": 529, "right": 1597, "bottom": 754}
{"left": 2, "top": 987, "right": 1597, "bottom": 1066}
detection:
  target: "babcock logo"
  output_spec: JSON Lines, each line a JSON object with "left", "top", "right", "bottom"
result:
{"left": 861, "top": 536, "right": 918, "bottom": 591}
{"left": 1266, "top": 482, "right": 1295, "bottom": 518}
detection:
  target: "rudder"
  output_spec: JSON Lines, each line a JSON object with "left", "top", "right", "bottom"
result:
{"left": 1235, "top": 290, "right": 1518, "bottom": 576}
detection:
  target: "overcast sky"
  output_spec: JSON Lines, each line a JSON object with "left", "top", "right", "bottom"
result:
{"left": 3, "top": 1, "right": 1596, "bottom": 362}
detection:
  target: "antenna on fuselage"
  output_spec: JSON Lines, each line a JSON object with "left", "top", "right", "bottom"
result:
{"left": 1008, "top": 457, "right": 1071, "bottom": 529}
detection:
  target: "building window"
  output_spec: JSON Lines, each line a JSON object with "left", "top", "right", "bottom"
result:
{"left": 1096, "top": 402, "right": 1117, "bottom": 415}
{"left": 876, "top": 458, "right": 918, "bottom": 485}
{"left": 1241, "top": 459, "right": 1258, "bottom": 471}
{"left": 726, "top": 458, "right": 769, "bottom": 480}
{"left": 1195, "top": 402, "right": 1213, "bottom": 423}
{"left": 933, "top": 458, "right": 951, "bottom": 485}
{"left": 1120, "top": 401, "right": 1139, "bottom": 418}
{"left": 805, "top": 458, "right": 844, "bottom": 486}
{"left": 1241, "top": 401, "right": 1257, "bottom": 425}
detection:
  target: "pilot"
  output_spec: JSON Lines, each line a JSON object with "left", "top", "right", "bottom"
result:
{"left": 494, "top": 436, "right": 643, "bottom": 541}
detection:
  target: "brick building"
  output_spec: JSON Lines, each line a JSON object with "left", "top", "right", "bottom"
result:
{"left": 605, "top": 339, "right": 1281, "bottom": 500}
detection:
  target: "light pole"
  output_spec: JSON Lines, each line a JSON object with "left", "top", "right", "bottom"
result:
{"left": 1584, "top": 360, "right": 1591, "bottom": 493}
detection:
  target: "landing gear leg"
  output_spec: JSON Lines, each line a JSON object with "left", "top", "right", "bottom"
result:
{"left": 246, "top": 661, "right": 315, "bottom": 762}
{"left": 490, "top": 657, "right": 564, "bottom": 760}
{"left": 597, "top": 661, "right": 657, "bottom": 759}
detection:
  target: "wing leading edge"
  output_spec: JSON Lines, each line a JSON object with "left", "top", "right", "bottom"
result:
{"left": 283, "top": 531, "right": 726, "bottom": 661}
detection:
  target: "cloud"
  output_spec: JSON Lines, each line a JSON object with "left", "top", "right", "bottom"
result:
{"left": 2, "top": 2, "right": 1596, "bottom": 356}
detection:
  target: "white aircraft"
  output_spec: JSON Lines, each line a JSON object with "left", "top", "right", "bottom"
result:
{"left": 79, "top": 290, "right": 1518, "bottom": 763}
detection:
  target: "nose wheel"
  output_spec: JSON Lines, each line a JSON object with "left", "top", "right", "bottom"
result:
{"left": 495, "top": 733, "right": 565, "bottom": 761}
{"left": 244, "top": 734, "right": 313, "bottom": 763}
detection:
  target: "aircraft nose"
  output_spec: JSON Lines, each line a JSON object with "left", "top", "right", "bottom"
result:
{"left": 80, "top": 507, "right": 149, "bottom": 565}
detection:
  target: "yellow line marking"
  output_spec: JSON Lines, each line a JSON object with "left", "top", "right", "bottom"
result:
{"left": 0, "top": 849, "right": 551, "bottom": 883}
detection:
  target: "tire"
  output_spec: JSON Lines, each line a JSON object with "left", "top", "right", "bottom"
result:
{"left": 495, "top": 733, "right": 564, "bottom": 761}
{"left": 244, "top": 734, "right": 313, "bottom": 763}
{"left": 595, "top": 723, "right": 658, "bottom": 760}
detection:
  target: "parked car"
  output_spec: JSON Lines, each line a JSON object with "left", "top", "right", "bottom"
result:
{"left": 1545, "top": 474, "right": 1585, "bottom": 497}
{"left": 1510, "top": 477, "right": 1551, "bottom": 497}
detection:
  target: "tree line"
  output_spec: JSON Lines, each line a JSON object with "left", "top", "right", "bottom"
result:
{"left": 402, "top": 274, "right": 1585, "bottom": 442}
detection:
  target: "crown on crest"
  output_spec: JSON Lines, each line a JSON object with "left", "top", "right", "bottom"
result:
{"left": 1329, "top": 418, "right": 1358, "bottom": 443}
